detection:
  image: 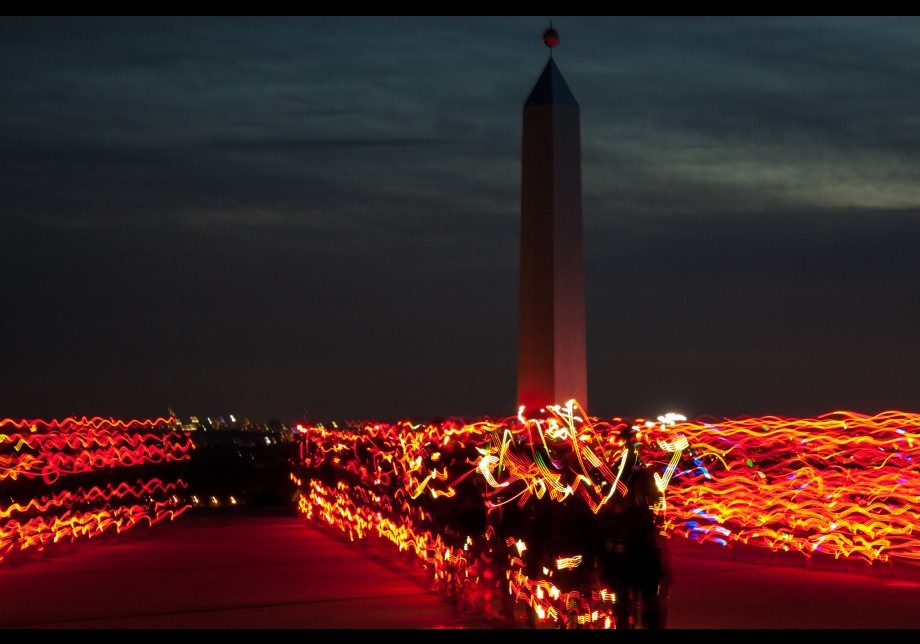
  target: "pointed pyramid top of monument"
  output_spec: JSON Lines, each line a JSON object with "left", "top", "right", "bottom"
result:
{"left": 525, "top": 29, "right": 577, "bottom": 108}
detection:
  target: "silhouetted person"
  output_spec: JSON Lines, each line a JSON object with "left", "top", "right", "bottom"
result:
{"left": 601, "top": 468, "right": 665, "bottom": 628}
{"left": 656, "top": 528, "right": 674, "bottom": 628}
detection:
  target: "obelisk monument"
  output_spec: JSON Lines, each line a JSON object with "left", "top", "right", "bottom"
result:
{"left": 517, "top": 26, "right": 588, "bottom": 413}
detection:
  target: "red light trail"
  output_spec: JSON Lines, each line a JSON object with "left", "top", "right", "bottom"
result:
{"left": 293, "top": 402, "right": 920, "bottom": 628}
{"left": 0, "top": 416, "right": 192, "bottom": 563}
{"left": 5, "top": 406, "right": 917, "bottom": 628}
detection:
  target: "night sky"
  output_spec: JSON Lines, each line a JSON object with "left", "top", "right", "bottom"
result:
{"left": 3, "top": 16, "right": 920, "bottom": 424}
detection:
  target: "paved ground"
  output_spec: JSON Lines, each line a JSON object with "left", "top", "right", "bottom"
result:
{"left": 2, "top": 507, "right": 919, "bottom": 629}
{"left": 666, "top": 538, "right": 920, "bottom": 629}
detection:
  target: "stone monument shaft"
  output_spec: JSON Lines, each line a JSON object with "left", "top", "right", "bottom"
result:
{"left": 517, "top": 36, "right": 588, "bottom": 413}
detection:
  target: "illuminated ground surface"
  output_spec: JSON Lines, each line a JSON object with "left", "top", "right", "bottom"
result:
{"left": 2, "top": 507, "right": 920, "bottom": 629}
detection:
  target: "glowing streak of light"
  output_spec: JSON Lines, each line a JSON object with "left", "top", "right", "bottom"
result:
{"left": 291, "top": 404, "right": 920, "bottom": 628}
{"left": 1, "top": 416, "right": 193, "bottom": 564}
{"left": 555, "top": 555, "right": 582, "bottom": 570}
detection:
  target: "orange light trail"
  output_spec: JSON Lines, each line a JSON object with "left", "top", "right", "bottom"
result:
{"left": 293, "top": 403, "right": 920, "bottom": 628}
{"left": 1, "top": 416, "right": 193, "bottom": 564}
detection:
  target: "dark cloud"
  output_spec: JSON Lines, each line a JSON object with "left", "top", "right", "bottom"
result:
{"left": 2, "top": 16, "right": 920, "bottom": 423}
